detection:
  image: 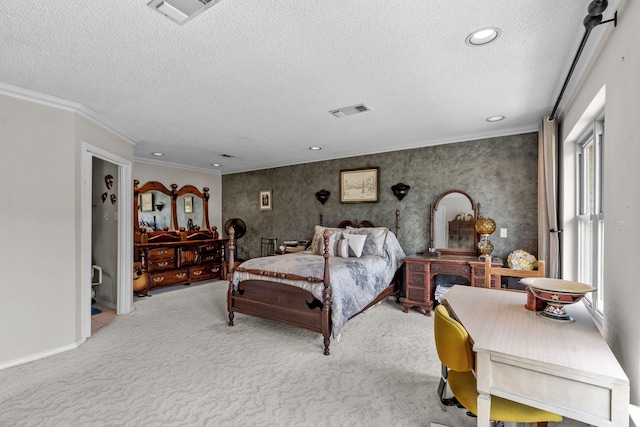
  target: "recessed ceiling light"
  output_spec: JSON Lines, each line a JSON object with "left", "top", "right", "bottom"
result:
{"left": 466, "top": 27, "right": 501, "bottom": 46}
{"left": 211, "top": 163, "right": 221, "bottom": 167}
{"left": 309, "top": 146, "right": 322, "bottom": 151}
{"left": 151, "top": 152, "right": 165, "bottom": 156}
{"left": 486, "top": 115, "right": 505, "bottom": 122}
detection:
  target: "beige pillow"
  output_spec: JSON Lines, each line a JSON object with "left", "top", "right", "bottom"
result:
{"left": 310, "top": 226, "right": 343, "bottom": 254}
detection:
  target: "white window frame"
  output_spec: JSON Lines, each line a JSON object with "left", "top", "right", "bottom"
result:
{"left": 576, "top": 117, "right": 604, "bottom": 323}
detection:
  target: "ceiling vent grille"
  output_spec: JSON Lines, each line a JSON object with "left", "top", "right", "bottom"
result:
{"left": 148, "top": 0, "right": 222, "bottom": 25}
{"left": 329, "top": 104, "right": 370, "bottom": 118}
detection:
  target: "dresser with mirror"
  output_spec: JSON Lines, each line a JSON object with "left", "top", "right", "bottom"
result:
{"left": 403, "top": 190, "right": 501, "bottom": 315}
{"left": 134, "top": 180, "right": 226, "bottom": 294}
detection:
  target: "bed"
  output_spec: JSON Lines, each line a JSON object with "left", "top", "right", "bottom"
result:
{"left": 226, "top": 221, "right": 406, "bottom": 355}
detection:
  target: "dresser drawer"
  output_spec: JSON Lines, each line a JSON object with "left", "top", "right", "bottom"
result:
{"left": 190, "top": 264, "right": 222, "bottom": 281}
{"left": 406, "top": 261, "right": 427, "bottom": 273}
{"left": 430, "top": 263, "right": 470, "bottom": 276}
{"left": 406, "top": 287, "right": 426, "bottom": 303}
{"left": 149, "top": 268, "right": 189, "bottom": 287}
{"left": 198, "top": 243, "right": 221, "bottom": 253}
{"left": 147, "top": 257, "right": 176, "bottom": 271}
{"left": 407, "top": 272, "right": 426, "bottom": 287}
{"left": 147, "top": 247, "right": 175, "bottom": 259}
{"left": 200, "top": 252, "right": 221, "bottom": 263}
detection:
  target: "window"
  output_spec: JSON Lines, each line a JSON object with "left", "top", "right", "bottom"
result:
{"left": 577, "top": 117, "right": 604, "bottom": 319}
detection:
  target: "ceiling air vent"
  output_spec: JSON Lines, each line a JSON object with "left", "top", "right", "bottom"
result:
{"left": 329, "top": 104, "right": 370, "bottom": 118}
{"left": 147, "top": 0, "right": 222, "bottom": 25}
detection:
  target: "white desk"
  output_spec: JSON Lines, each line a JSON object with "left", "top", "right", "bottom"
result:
{"left": 442, "top": 285, "right": 629, "bottom": 427}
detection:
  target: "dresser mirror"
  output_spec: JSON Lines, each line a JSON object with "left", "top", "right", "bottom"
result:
{"left": 429, "top": 190, "right": 479, "bottom": 255}
{"left": 174, "top": 184, "right": 210, "bottom": 232}
{"left": 134, "top": 180, "right": 174, "bottom": 231}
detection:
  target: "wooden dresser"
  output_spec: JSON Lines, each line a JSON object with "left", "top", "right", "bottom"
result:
{"left": 135, "top": 238, "right": 226, "bottom": 294}
{"left": 403, "top": 255, "right": 502, "bottom": 315}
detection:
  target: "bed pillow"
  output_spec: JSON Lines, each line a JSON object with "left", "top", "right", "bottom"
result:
{"left": 310, "top": 226, "right": 343, "bottom": 254}
{"left": 343, "top": 233, "right": 367, "bottom": 258}
{"left": 315, "top": 231, "right": 342, "bottom": 256}
{"left": 334, "top": 238, "right": 349, "bottom": 259}
{"left": 346, "top": 226, "right": 388, "bottom": 257}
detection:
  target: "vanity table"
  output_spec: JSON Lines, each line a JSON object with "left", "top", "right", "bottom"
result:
{"left": 404, "top": 255, "right": 502, "bottom": 315}
{"left": 404, "top": 189, "right": 502, "bottom": 315}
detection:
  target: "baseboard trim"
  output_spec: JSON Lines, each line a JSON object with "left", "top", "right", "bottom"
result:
{"left": 0, "top": 339, "right": 85, "bottom": 371}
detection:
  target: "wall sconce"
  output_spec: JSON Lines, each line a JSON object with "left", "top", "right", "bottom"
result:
{"left": 391, "top": 183, "right": 411, "bottom": 201}
{"left": 315, "top": 189, "right": 330, "bottom": 205}
{"left": 154, "top": 202, "right": 165, "bottom": 212}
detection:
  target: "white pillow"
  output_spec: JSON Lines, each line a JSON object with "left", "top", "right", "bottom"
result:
{"left": 316, "top": 231, "right": 340, "bottom": 256}
{"left": 343, "top": 233, "right": 367, "bottom": 258}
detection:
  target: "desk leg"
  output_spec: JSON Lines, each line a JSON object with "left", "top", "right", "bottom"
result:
{"left": 475, "top": 353, "right": 492, "bottom": 427}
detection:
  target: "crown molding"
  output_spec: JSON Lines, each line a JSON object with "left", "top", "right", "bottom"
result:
{"left": 0, "top": 82, "right": 137, "bottom": 146}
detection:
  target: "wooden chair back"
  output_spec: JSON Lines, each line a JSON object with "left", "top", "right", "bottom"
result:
{"left": 484, "top": 256, "right": 545, "bottom": 289}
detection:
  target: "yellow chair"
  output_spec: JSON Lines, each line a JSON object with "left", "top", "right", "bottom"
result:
{"left": 434, "top": 304, "right": 562, "bottom": 426}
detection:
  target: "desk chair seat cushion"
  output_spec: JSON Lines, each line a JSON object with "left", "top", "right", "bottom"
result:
{"left": 448, "top": 370, "right": 563, "bottom": 422}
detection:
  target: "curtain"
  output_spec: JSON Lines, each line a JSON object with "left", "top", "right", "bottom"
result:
{"left": 538, "top": 116, "right": 560, "bottom": 278}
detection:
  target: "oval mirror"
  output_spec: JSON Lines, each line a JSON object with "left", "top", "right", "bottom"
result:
{"left": 134, "top": 181, "right": 174, "bottom": 231}
{"left": 429, "top": 190, "right": 479, "bottom": 255}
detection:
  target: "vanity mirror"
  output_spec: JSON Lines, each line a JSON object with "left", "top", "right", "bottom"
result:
{"left": 429, "top": 190, "right": 480, "bottom": 255}
{"left": 174, "top": 184, "right": 210, "bottom": 232}
{"left": 134, "top": 180, "right": 174, "bottom": 232}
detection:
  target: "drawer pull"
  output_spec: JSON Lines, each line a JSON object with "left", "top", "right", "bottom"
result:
{"left": 158, "top": 261, "right": 169, "bottom": 267}
{"left": 211, "top": 267, "right": 220, "bottom": 273}
{"left": 153, "top": 277, "right": 165, "bottom": 283}
{"left": 177, "top": 273, "right": 187, "bottom": 278}
{"left": 193, "top": 271, "right": 202, "bottom": 276}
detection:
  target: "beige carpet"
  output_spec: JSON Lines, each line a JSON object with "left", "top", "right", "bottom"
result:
{"left": 0, "top": 281, "right": 586, "bottom": 427}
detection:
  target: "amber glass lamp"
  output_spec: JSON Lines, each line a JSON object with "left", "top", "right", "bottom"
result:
{"left": 475, "top": 217, "right": 496, "bottom": 260}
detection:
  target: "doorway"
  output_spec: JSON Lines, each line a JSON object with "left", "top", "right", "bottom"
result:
{"left": 82, "top": 143, "right": 133, "bottom": 340}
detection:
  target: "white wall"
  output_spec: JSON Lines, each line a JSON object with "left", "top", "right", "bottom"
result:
{"left": 133, "top": 161, "right": 223, "bottom": 235}
{"left": 0, "top": 93, "right": 133, "bottom": 367}
{"left": 560, "top": 0, "right": 640, "bottom": 404}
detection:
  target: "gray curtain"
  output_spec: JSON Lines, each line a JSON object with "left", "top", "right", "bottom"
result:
{"left": 538, "top": 116, "right": 560, "bottom": 278}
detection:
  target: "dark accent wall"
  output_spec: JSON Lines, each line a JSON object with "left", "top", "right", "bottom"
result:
{"left": 222, "top": 132, "right": 538, "bottom": 262}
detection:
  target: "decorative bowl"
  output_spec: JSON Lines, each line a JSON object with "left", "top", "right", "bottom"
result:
{"left": 520, "top": 278, "right": 596, "bottom": 322}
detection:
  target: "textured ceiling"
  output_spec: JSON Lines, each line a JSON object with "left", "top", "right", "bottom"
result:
{"left": 0, "top": 1, "right": 617, "bottom": 174}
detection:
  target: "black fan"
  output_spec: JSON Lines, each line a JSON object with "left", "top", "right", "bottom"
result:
{"left": 224, "top": 218, "right": 247, "bottom": 240}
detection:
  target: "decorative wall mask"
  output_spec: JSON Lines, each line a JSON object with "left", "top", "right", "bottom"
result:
{"left": 105, "top": 174, "right": 114, "bottom": 190}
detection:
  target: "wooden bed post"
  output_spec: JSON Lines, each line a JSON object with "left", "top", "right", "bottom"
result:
{"left": 227, "top": 226, "right": 236, "bottom": 326}
{"left": 321, "top": 229, "right": 332, "bottom": 355}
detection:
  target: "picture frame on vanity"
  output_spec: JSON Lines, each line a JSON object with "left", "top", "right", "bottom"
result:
{"left": 340, "top": 167, "right": 379, "bottom": 203}
{"left": 260, "top": 190, "right": 272, "bottom": 211}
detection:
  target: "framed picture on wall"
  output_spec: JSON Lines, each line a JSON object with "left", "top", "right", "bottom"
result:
{"left": 340, "top": 167, "right": 379, "bottom": 203}
{"left": 260, "top": 190, "right": 272, "bottom": 211}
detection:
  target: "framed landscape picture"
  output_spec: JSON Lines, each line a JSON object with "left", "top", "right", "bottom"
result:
{"left": 340, "top": 167, "right": 379, "bottom": 203}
